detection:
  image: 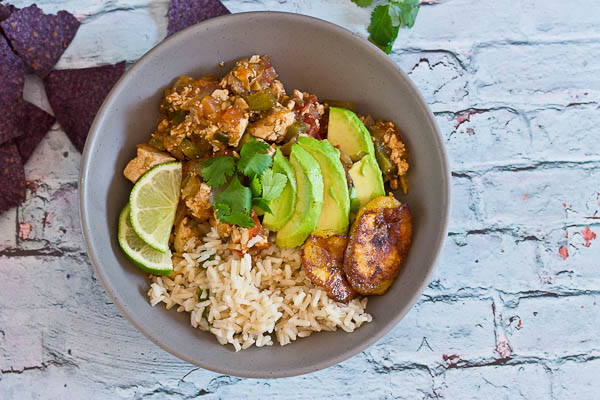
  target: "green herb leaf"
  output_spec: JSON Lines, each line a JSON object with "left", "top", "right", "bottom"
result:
{"left": 352, "top": 0, "right": 373, "bottom": 6}
{"left": 393, "top": 0, "right": 420, "bottom": 28}
{"left": 215, "top": 207, "right": 256, "bottom": 227}
{"left": 238, "top": 138, "right": 272, "bottom": 178}
{"left": 215, "top": 175, "right": 252, "bottom": 214}
{"left": 213, "top": 175, "right": 255, "bottom": 227}
{"left": 260, "top": 168, "right": 288, "bottom": 202}
{"left": 368, "top": 0, "right": 420, "bottom": 54}
{"left": 252, "top": 198, "right": 273, "bottom": 214}
{"left": 201, "top": 156, "right": 236, "bottom": 188}
{"left": 250, "top": 175, "right": 262, "bottom": 197}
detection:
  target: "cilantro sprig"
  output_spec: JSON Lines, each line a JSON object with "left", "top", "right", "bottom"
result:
{"left": 199, "top": 138, "right": 287, "bottom": 228}
{"left": 201, "top": 156, "right": 236, "bottom": 188}
{"left": 238, "top": 139, "right": 272, "bottom": 178}
{"left": 260, "top": 168, "right": 287, "bottom": 203}
{"left": 353, "top": 0, "right": 420, "bottom": 54}
{"left": 251, "top": 168, "right": 288, "bottom": 214}
{"left": 214, "top": 175, "right": 254, "bottom": 227}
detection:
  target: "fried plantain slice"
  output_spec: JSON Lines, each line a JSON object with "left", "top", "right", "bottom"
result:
{"left": 301, "top": 232, "right": 357, "bottom": 303}
{"left": 344, "top": 196, "right": 412, "bottom": 295}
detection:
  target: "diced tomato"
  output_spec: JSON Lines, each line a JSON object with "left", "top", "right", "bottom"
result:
{"left": 317, "top": 108, "right": 329, "bottom": 139}
{"left": 201, "top": 96, "right": 220, "bottom": 121}
{"left": 258, "top": 58, "right": 277, "bottom": 85}
{"left": 248, "top": 210, "right": 262, "bottom": 238}
{"left": 221, "top": 105, "right": 244, "bottom": 125}
{"left": 294, "top": 95, "right": 321, "bottom": 138}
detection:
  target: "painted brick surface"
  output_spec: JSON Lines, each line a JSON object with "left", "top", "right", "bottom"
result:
{"left": 1, "top": 0, "right": 599, "bottom": 398}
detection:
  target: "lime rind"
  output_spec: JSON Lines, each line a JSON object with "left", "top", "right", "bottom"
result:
{"left": 129, "top": 162, "right": 182, "bottom": 253}
{"left": 118, "top": 204, "right": 173, "bottom": 276}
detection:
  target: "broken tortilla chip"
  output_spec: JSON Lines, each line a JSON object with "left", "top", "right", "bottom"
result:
{"left": 0, "top": 3, "right": 18, "bottom": 22}
{"left": 0, "top": 34, "right": 26, "bottom": 145}
{"left": 0, "top": 4, "right": 80, "bottom": 77}
{"left": 0, "top": 141, "right": 26, "bottom": 213}
{"left": 167, "top": 0, "right": 230, "bottom": 37}
{"left": 43, "top": 61, "right": 126, "bottom": 152}
{"left": 14, "top": 102, "right": 56, "bottom": 163}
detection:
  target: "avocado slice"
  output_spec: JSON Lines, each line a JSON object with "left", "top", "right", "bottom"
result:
{"left": 298, "top": 136, "right": 350, "bottom": 234}
{"left": 349, "top": 186, "right": 361, "bottom": 214}
{"left": 276, "top": 144, "right": 324, "bottom": 248}
{"left": 327, "top": 107, "right": 375, "bottom": 162}
{"left": 348, "top": 154, "right": 385, "bottom": 209}
{"left": 263, "top": 148, "right": 297, "bottom": 231}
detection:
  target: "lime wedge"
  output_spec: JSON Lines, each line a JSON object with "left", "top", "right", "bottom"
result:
{"left": 129, "top": 161, "right": 182, "bottom": 253}
{"left": 118, "top": 204, "right": 173, "bottom": 276}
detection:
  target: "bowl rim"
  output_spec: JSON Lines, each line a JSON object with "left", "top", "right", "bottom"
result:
{"left": 79, "top": 10, "right": 451, "bottom": 378}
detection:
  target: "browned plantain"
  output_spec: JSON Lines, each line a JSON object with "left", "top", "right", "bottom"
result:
{"left": 343, "top": 195, "right": 412, "bottom": 295}
{"left": 301, "top": 232, "right": 357, "bottom": 303}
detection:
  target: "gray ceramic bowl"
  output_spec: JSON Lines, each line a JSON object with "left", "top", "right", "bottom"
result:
{"left": 80, "top": 12, "right": 449, "bottom": 378}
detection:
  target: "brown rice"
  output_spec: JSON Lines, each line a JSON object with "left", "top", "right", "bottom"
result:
{"left": 148, "top": 227, "right": 372, "bottom": 351}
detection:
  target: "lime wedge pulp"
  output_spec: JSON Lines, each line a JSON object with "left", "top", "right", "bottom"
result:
{"left": 118, "top": 204, "right": 173, "bottom": 276}
{"left": 129, "top": 161, "right": 182, "bottom": 253}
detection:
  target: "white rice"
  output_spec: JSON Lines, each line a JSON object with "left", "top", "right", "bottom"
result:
{"left": 148, "top": 227, "right": 372, "bottom": 351}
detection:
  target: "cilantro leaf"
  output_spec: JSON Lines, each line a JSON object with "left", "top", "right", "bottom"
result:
{"left": 201, "top": 156, "right": 236, "bottom": 188}
{"left": 352, "top": 0, "right": 373, "bottom": 6}
{"left": 215, "top": 175, "right": 252, "bottom": 214}
{"left": 238, "top": 138, "right": 272, "bottom": 178}
{"left": 250, "top": 175, "right": 262, "bottom": 197}
{"left": 216, "top": 208, "right": 255, "bottom": 227}
{"left": 260, "top": 168, "right": 288, "bottom": 202}
{"left": 368, "top": 0, "right": 420, "bottom": 54}
{"left": 252, "top": 198, "right": 273, "bottom": 214}
{"left": 213, "top": 175, "right": 254, "bottom": 227}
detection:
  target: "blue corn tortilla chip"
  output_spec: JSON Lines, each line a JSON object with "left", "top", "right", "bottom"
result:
{"left": 43, "top": 62, "right": 126, "bottom": 152}
{"left": 0, "top": 33, "right": 24, "bottom": 102}
{"left": 14, "top": 102, "right": 56, "bottom": 162}
{"left": 0, "top": 141, "right": 26, "bottom": 213}
{"left": 167, "top": 0, "right": 230, "bottom": 37}
{"left": 0, "top": 4, "right": 80, "bottom": 77}
{"left": 0, "top": 33, "right": 26, "bottom": 145}
{"left": 0, "top": 3, "right": 18, "bottom": 22}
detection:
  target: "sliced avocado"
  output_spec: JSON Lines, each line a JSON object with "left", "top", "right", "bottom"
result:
{"left": 348, "top": 154, "right": 385, "bottom": 209}
{"left": 276, "top": 145, "right": 324, "bottom": 248}
{"left": 263, "top": 148, "right": 297, "bottom": 231}
{"left": 327, "top": 107, "right": 375, "bottom": 162}
{"left": 349, "top": 186, "right": 361, "bottom": 214}
{"left": 298, "top": 136, "right": 350, "bottom": 234}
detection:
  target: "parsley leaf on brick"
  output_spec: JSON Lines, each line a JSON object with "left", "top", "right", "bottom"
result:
{"left": 237, "top": 138, "right": 272, "bottom": 178}
{"left": 368, "top": 0, "right": 420, "bottom": 54}
{"left": 201, "top": 156, "right": 236, "bottom": 188}
{"left": 352, "top": 0, "right": 373, "bottom": 6}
